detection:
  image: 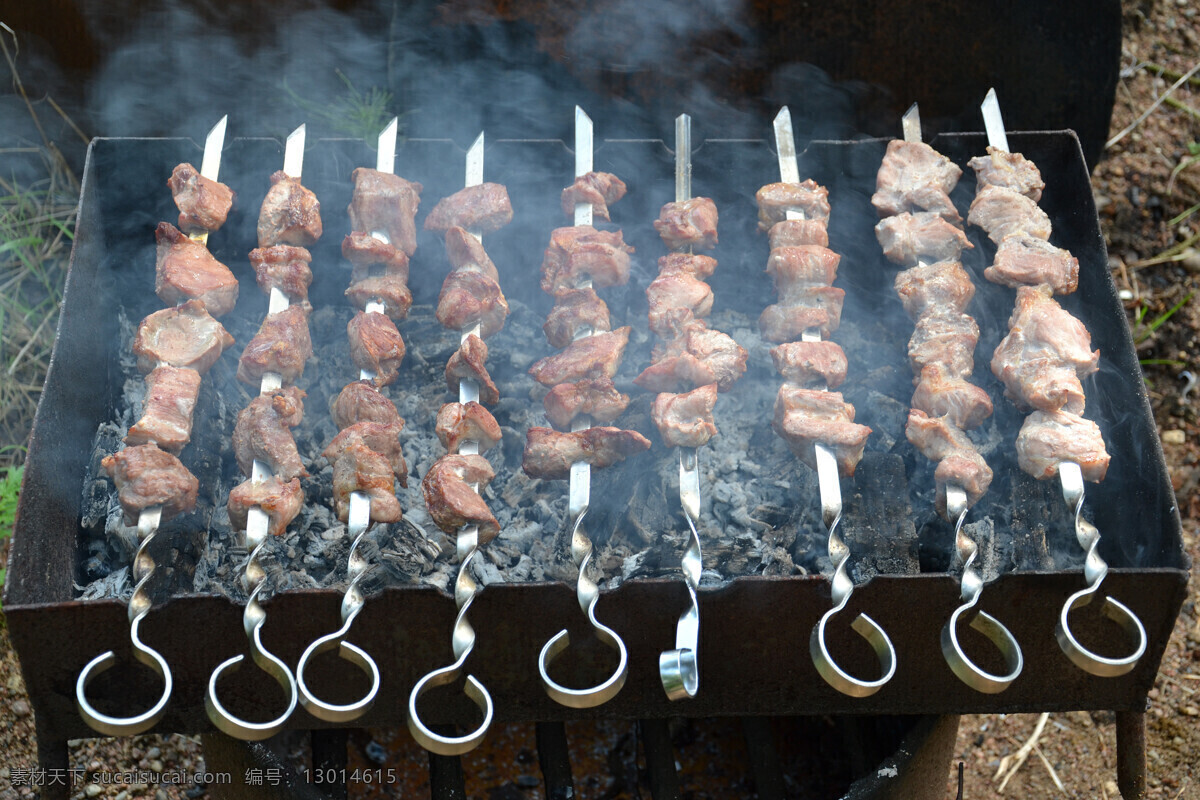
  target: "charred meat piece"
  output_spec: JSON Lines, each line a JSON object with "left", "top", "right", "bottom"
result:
{"left": 125, "top": 365, "right": 202, "bottom": 453}
{"left": 332, "top": 442, "right": 402, "bottom": 523}
{"left": 635, "top": 321, "right": 747, "bottom": 393}
{"left": 168, "top": 162, "right": 234, "bottom": 233}
{"left": 529, "top": 327, "right": 631, "bottom": 387}
{"left": 908, "top": 308, "right": 979, "bottom": 378}
{"left": 102, "top": 443, "right": 199, "bottom": 524}
{"left": 654, "top": 197, "right": 719, "bottom": 251}
{"left": 1016, "top": 409, "right": 1109, "bottom": 482}
{"left": 542, "top": 376, "right": 630, "bottom": 430}
{"left": 257, "top": 171, "right": 323, "bottom": 247}
{"left": 236, "top": 305, "right": 313, "bottom": 387}
{"left": 521, "top": 426, "right": 651, "bottom": 480}
{"left": 346, "top": 275, "right": 413, "bottom": 320}
{"left": 911, "top": 363, "right": 994, "bottom": 430}
{"left": 347, "top": 311, "right": 406, "bottom": 387}
{"left": 436, "top": 402, "right": 502, "bottom": 454}
{"left": 651, "top": 384, "right": 718, "bottom": 448}
{"left": 646, "top": 271, "right": 714, "bottom": 336}
{"left": 756, "top": 180, "right": 830, "bottom": 230}
{"left": 342, "top": 232, "right": 412, "bottom": 284}
{"left": 232, "top": 386, "right": 308, "bottom": 481}
{"left": 541, "top": 225, "right": 635, "bottom": 294}
{"left": 874, "top": 212, "right": 973, "bottom": 267}
{"left": 658, "top": 252, "right": 718, "bottom": 280}
{"left": 768, "top": 218, "right": 829, "bottom": 249}
{"left": 772, "top": 386, "right": 871, "bottom": 477}
{"left": 562, "top": 171, "right": 627, "bottom": 221}
{"left": 154, "top": 222, "right": 239, "bottom": 316}
{"left": 443, "top": 226, "right": 499, "bottom": 283}
{"left": 228, "top": 476, "right": 303, "bottom": 537}
{"left": 446, "top": 334, "right": 500, "bottom": 405}
{"left": 323, "top": 421, "right": 408, "bottom": 486}
{"left": 133, "top": 299, "right": 235, "bottom": 374}
{"left": 905, "top": 408, "right": 993, "bottom": 509}
{"left": 543, "top": 287, "right": 611, "bottom": 349}
{"left": 968, "top": 146, "right": 1044, "bottom": 202}
{"left": 250, "top": 245, "right": 313, "bottom": 303}
{"left": 437, "top": 269, "right": 509, "bottom": 338}
{"left": 331, "top": 380, "right": 403, "bottom": 429}
{"left": 770, "top": 340, "right": 848, "bottom": 389}
{"left": 348, "top": 168, "right": 423, "bottom": 255}
{"left": 758, "top": 287, "right": 846, "bottom": 343}
{"left": 967, "top": 184, "right": 1052, "bottom": 244}
{"left": 422, "top": 453, "right": 500, "bottom": 543}
{"left": 424, "top": 183, "right": 513, "bottom": 234}
{"left": 893, "top": 260, "right": 976, "bottom": 319}
{"left": 870, "top": 140, "right": 962, "bottom": 221}
{"left": 985, "top": 233, "right": 1079, "bottom": 294}
{"left": 768, "top": 246, "right": 840, "bottom": 295}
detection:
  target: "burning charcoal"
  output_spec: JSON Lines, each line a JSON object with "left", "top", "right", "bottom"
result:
{"left": 874, "top": 212, "right": 972, "bottom": 267}
{"left": 893, "top": 260, "right": 975, "bottom": 320}
{"left": 905, "top": 409, "right": 993, "bottom": 509}
{"left": 542, "top": 287, "right": 611, "bottom": 349}
{"left": 102, "top": 443, "right": 199, "bottom": 524}
{"left": 133, "top": 299, "right": 235, "bottom": 374}
{"left": 521, "top": 427, "right": 651, "bottom": 480}
{"left": 967, "top": 184, "right": 1051, "bottom": 244}
{"left": 422, "top": 453, "right": 500, "bottom": 543}
{"left": 908, "top": 308, "right": 980, "bottom": 378}
{"left": 347, "top": 311, "right": 406, "bottom": 388}
{"left": 528, "top": 326, "right": 631, "bottom": 387}
{"left": 125, "top": 365, "right": 202, "bottom": 453}
{"left": 445, "top": 334, "right": 500, "bottom": 405}
{"left": 654, "top": 197, "right": 719, "bottom": 251}
{"left": 756, "top": 180, "right": 830, "bottom": 229}
{"left": 540, "top": 226, "right": 634, "bottom": 294}
{"left": 435, "top": 402, "right": 502, "bottom": 455}
{"left": 646, "top": 270, "right": 713, "bottom": 336}
{"left": 443, "top": 226, "right": 500, "bottom": 282}
{"left": 561, "top": 171, "right": 627, "bottom": 221}
{"left": 228, "top": 476, "right": 304, "bottom": 536}
{"left": 330, "top": 380, "right": 404, "bottom": 429}
{"left": 542, "top": 376, "right": 630, "bottom": 430}
{"left": 911, "top": 363, "right": 994, "bottom": 430}
{"left": 985, "top": 233, "right": 1079, "bottom": 294}
{"left": 1016, "top": 409, "right": 1110, "bottom": 482}
{"left": 346, "top": 275, "right": 413, "bottom": 320}
{"left": 343, "top": 232, "right": 411, "bottom": 283}
{"left": 772, "top": 385, "right": 871, "bottom": 477}
{"left": 968, "top": 145, "right": 1045, "bottom": 202}
{"left": 348, "top": 168, "right": 423, "bottom": 255}
{"left": 232, "top": 386, "right": 308, "bottom": 481}
{"left": 423, "top": 182, "right": 513, "bottom": 234}
{"left": 168, "top": 162, "right": 234, "bottom": 233}
{"left": 767, "top": 246, "right": 841, "bottom": 294}
{"left": 323, "top": 420, "right": 408, "bottom": 486}
{"left": 635, "top": 321, "right": 747, "bottom": 393}
{"left": 154, "top": 222, "right": 239, "bottom": 316}
{"left": 870, "top": 140, "right": 962, "bottom": 222}
{"left": 332, "top": 442, "right": 402, "bottom": 523}
{"left": 436, "top": 269, "right": 509, "bottom": 337}
{"left": 257, "top": 170, "right": 323, "bottom": 247}
{"left": 249, "top": 245, "right": 313, "bottom": 304}
{"left": 768, "top": 218, "right": 829, "bottom": 249}
{"left": 651, "top": 384, "right": 718, "bottom": 448}
{"left": 769, "top": 340, "right": 847, "bottom": 389}
{"left": 236, "top": 305, "right": 313, "bottom": 386}
{"left": 757, "top": 287, "right": 845, "bottom": 343}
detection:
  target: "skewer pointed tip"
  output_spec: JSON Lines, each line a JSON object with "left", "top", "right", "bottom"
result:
{"left": 376, "top": 117, "right": 399, "bottom": 174}
{"left": 901, "top": 103, "right": 922, "bottom": 143}
{"left": 774, "top": 106, "right": 792, "bottom": 127}
{"left": 981, "top": 87, "right": 1010, "bottom": 153}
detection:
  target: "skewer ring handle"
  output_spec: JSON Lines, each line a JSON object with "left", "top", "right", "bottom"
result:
{"left": 76, "top": 615, "right": 173, "bottom": 736}
{"left": 407, "top": 663, "right": 493, "bottom": 756}
{"left": 941, "top": 604, "right": 1023, "bottom": 693}
{"left": 296, "top": 614, "right": 381, "bottom": 723}
{"left": 1055, "top": 588, "right": 1147, "bottom": 677}
{"left": 538, "top": 620, "right": 629, "bottom": 708}
{"left": 659, "top": 647, "right": 698, "bottom": 701}
{"left": 205, "top": 624, "right": 299, "bottom": 741}
{"left": 810, "top": 605, "right": 896, "bottom": 698}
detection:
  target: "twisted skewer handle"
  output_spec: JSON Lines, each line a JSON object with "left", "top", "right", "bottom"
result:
{"left": 660, "top": 448, "right": 702, "bottom": 700}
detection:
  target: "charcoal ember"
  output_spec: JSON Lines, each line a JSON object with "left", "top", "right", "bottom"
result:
{"left": 838, "top": 454, "right": 919, "bottom": 581}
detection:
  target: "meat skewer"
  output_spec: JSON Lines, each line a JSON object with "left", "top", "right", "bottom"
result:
{"left": 977, "top": 90, "right": 1145, "bottom": 677}
{"left": 78, "top": 116, "right": 229, "bottom": 737}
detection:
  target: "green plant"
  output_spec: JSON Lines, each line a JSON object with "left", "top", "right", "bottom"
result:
{"left": 0, "top": 464, "right": 23, "bottom": 591}
{"left": 1134, "top": 291, "right": 1194, "bottom": 345}
{"left": 283, "top": 69, "right": 401, "bottom": 142}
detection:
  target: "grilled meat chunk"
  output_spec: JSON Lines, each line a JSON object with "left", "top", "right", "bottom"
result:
{"left": 758, "top": 287, "right": 846, "bottom": 343}
{"left": 228, "top": 476, "right": 303, "bottom": 537}
{"left": 446, "top": 334, "right": 500, "bottom": 405}
{"left": 436, "top": 402, "right": 502, "bottom": 454}
{"left": 654, "top": 197, "right": 719, "bottom": 251}
{"left": 968, "top": 146, "right": 1044, "bottom": 202}
{"left": 635, "top": 321, "right": 747, "bottom": 393}
{"left": 154, "top": 222, "right": 238, "bottom": 316}
{"left": 870, "top": 140, "right": 962, "bottom": 221}
{"left": 332, "top": 442, "right": 402, "bottom": 523}
{"left": 908, "top": 308, "right": 979, "bottom": 378}
{"left": 768, "top": 218, "right": 829, "bottom": 249}
{"left": 443, "top": 226, "right": 499, "bottom": 282}
{"left": 756, "top": 180, "right": 830, "bottom": 229}
{"left": 985, "top": 233, "right": 1079, "bottom": 294}
{"left": 348, "top": 168, "right": 422, "bottom": 255}
{"left": 102, "top": 443, "right": 199, "bottom": 524}
{"left": 905, "top": 409, "right": 993, "bottom": 510}
{"left": 528, "top": 327, "right": 631, "bottom": 387}
{"left": 437, "top": 269, "right": 509, "bottom": 337}
{"left": 347, "top": 311, "right": 406, "bottom": 387}
{"left": 424, "top": 183, "right": 513, "bottom": 234}
{"left": 422, "top": 453, "right": 500, "bottom": 543}
{"left": 168, "top": 162, "right": 234, "bottom": 233}
{"left": 521, "top": 426, "right": 651, "bottom": 480}
{"left": 541, "top": 225, "right": 634, "bottom": 294}
{"left": 250, "top": 245, "right": 313, "bottom": 303}
{"left": 646, "top": 271, "right": 714, "bottom": 336}
{"left": 1016, "top": 409, "right": 1110, "bottom": 482}
{"left": 651, "top": 384, "right": 718, "bottom": 448}
{"left": 331, "top": 380, "right": 403, "bottom": 429}
{"left": 772, "top": 385, "right": 870, "bottom": 477}
{"left": 342, "top": 232, "right": 412, "bottom": 284}
{"left": 658, "top": 253, "right": 718, "bottom": 280}
{"left": 542, "top": 287, "right": 611, "bottom": 349}
{"left": 967, "top": 184, "right": 1052, "bottom": 244}
{"left": 767, "top": 246, "right": 840, "bottom": 295}
{"left": 911, "top": 363, "right": 994, "bottom": 430}
{"left": 769, "top": 340, "right": 848, "bottom": 389}
{"left": 237, "top": 305, "right": 313, "bottom": 386}
{"left": 125, "top": 365, "right": 202, "bottom": 453}
{"left": 346, "top": 274, "right": 413, "bottom": 320}
{"left": 257, "top": 171, "right": 322, "bottom": 247}
{"left": 133, "top": 299, "right": 234, "bottom": 374}
{"left": 232, "top": 386, "right": 308, "bottom": 481}
{"left": 874, "top": 212, "right": 973, "bottom": 267}
{"left": 323, "top": 421, "right": 408, "bottom": 486}
{"left": 542, "top": 376, "right": 630, "bottom": 430}
{"left": 562, "top": 171, "right": 627, "bottom": 221}
{"left": 893, "top": 260, "right": 975, "bottom": 320}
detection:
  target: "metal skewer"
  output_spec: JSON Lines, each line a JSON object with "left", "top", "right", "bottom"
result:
{"left": 296, "top": 117, "right": 401, "bottom": 722}
{"left": 981, "top": 88, "right": 1145, "bottom": 677}
{"left": 772, "top": 107, "right": 895, "bottom": 697}
{"left": 538, "top": 106, "right": 628, "bottom": 708}
{"left": 205, "top": 125, "right": 307, "bottom": 740}
{"left": 407, "top": 131, "right": 495, "bottom": 754}
{"left": 76, "top": 115, "right": 228, "bottom": 736}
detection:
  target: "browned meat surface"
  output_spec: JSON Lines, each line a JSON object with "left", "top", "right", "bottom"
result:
{"left": 635, "top": 321, "right": 747, "bottom": 393}
{"left": 436, "top": 402, "right": 502, "bottom": 454}
{"left": 756, "top": 180, "right": 830, "bottom": 230}
{"left": 521, "top": 426, "right": 651, "bottom": 480}
{"left": 443, "top": 226, "right": 499, "bottom": 282}
{"left": 102, "top": 443, "right": 199, "bottom": 524}
{"left": 422, "top": 454, "right": 499, "bottom": 543}
{"left": 893, "top": 260, "right": 975, "bottom": 320}
{"left": 446, "top": 334, "right": 500, "bottom": 405}
{"left": 541, "top": 225, "right": 634, "bottom": 294}
{"left": 542, "top": 376, "right": 630, "bottom": 429}
{"left": 646, "top": 271, "right": 714, "bottom": 336}
{"left": 968, "top": 146, "right": 1044, "bottom": 202}
{"left": 529, "top": 327, "right": 631, "bottom": 386}
{"left": 562, "top": 171, "right": 627, "bottom": 221}
{"left": 911, "top": 363, "right": 994, "bottom": 430}
{"left": 772, "top": 386, "right": 870, "bottom": 477}
{"left": 133, "top": 299, "right": 234, "bottom": 374}
{"left": 874, "top": 212, "right": 973, "bottom": 267}
{"left": 768, "top": 246, "right": 840, "bottom": 295}
{"left": 232, "top": 386, "right": 308, "bottom": 481}
{"left": 758, "top": 287, "right": 846, "bottom": 343}
{"left": 154, "top": 222, "right": 238, "bottom": 316}
{"left": 347, "top": 311, "right": 406, "bottom": 387}
{"left": 905, "top": 408, "right": 993, "bottom": 508}
{"left": 250, "top": 245, "right": 313, "bottom": 303}
{"left": 342, "top": 232, "right": 411, "bottom": 284}
{"left": 870, "top": 140, "right": 962, "bottom": 221}
{"left": 332, "top": 442, "right": 402, "bottom": 523}
{"left": 985, "top": 233, "right": 1079, "bottom": 294}
{"left": 908, "top": 309, "right": 979, "bottom": 377}
{"left": 1016, "top": 409, "right": 1110, "bottom": 482}
{"left": 543, "top": 287, "right": 611, "bottom": 349}
{"left": 770, "top": 341, "right": 847, "bottom": 389}
{"left": 967, "top": 184, "right": 1052, "bottom": 244}
{"left": 768, "top": 218, "right": 829, "bottom": 249}
{"left": 990, "top": 285, "right": 1099, "bottom": 413}
{"left": 424, "top": 183, "right": 513, "bottom": 234}
{"left": 658, "top": 253, "right": 718, "bottom": 280}
{"left": 228, "top": 476, "right": 303, "bottom": 536}
{"left": 654, "top": 197, "right": 719, "bottom": 251}
{"left": 348, "top": 168, "right": 422, "bottom": 255}
{"left": 125, "top": 365, "right": 202, "bottom": 453}
{"left": 236, "top": 305, "right": 313, "bottom": 386}
{"left": 346, "top": 275, "right": 413, "bottom": 320}
{"left": 437, "top": 269, "right": 509, "bottom": 337}
{"left": 331, "top": 380, "right": 403, "bottom": 429}
{"left": 323, "top": 420, "right": 408, "bottom": 485}
{"left": 257, "top": 171, "right": 323, "bottom": 247}
{"left": 651, "top": 384, "right": 718, "bottom": 448}
{"left": 168, "top": 162, "right": 234, "bottom": 233}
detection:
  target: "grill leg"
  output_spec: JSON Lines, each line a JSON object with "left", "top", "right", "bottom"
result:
{"left": 202, "top": 732, "right": 326, "bottom": 800}
{"left": 311, "top": 729, "right": 348, "bottom": 800}
{"left": 536, "top": 721, "right": 575, "bottom": 799}
{"left": 740, "top": 717, "right": 785, "bottom": 800}
{"left": 34, "top": 722, "right": 69, "bottom": 800}
{"left": 638, "top": 719, "right": 680, "bottom": 800}
{"left": 1116, "top": 711, "right": 1146, "bottom": 800}
{"left": 428, "top": 752, "right": 466, "bottom": 800}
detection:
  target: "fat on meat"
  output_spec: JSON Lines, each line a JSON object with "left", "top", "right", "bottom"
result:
{"left": 342, "top": 232, "right": 411, "bottom": 284}
{"left": 125, "top": 365, "right": 202, "bottom": 453}
{"left": 332, "top": 442, "right": 402, "bottom": 523}
{"left": 250, "top": 245, "right": 313, "bottom": 304}
{"left": 968, "top": 146, "right": 1044, "bottom": 202}
{"left": 756, "top": 180, "right": 830, "bottom": 230}
{"left": 772, "top": 385, "right": 871, "bottom": 477}
{"left": 541, "top": 225, "right": 634, "bottom": 294}
{"left": 769, "top": 340, "right": 848, "bottom": 389}
{"left": 1015, "top": 409, "right": 1109, "bottom": 482}
{"left": 446, "top": 334, "right": 500, "bottom": 405}
{"left": 323, "top": 420, "right": 408, "bottom": 486}
{"left": 133, "top": 299, "right": 234, "bottom": 375}
{"left": 893, "top": 260, "right": 976, "bottom": 320}
{"left": 635, "top": 321, "right": 747, "bottom": 393}
{"left": 874, "top": 212, "right": 973, "bottom": 267}
{"left": 437, "top": 269, "right": 509, "bottom": 338}
{"left": 907, "top": 308, "right": 979, "bottom": 378}
{"left": 870, "top": 140, "right": 963, "bottom": 221}
{"left": 646, "top": 271, "right": 713, "bottom": 336}
{"left": 985, "top": 233, "right": 1079, "bottom": 294}
{"left": 911, "top": 363, "right": 994, "bottom": 430}
{"left": 967, "top": 184, "right": 1052, "bottom": 244}
{"left": 905, "top": 408, "right": 993, "bottom": 509}
{"left": 228, "top": 476, "right": 304, "bottom": 536}
{"left": 154, "top": 222, "right": 238, "bottom": 316}
{"left": 768, "top": 218, "right": 829, "bottom": 249}
{"left": 542, "top": 287, "right": 611, "bottom": 349}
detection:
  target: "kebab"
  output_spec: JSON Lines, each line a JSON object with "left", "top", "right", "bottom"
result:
{"left": 407, "top": 132, "right": 510, "bottom": 755}
{"left": 78, "top": 118, "right": 233, "bottom": 736}
{"left": 525, "top": 107, "right": 650, "bottom": 709}
{"left": 762, "top": 107, "right": 895, "bottom": 697}
{"left": 206, "top": 125, "right": 320, "bottom": 740}
{"left": 971, "top": 90, "right": 1145, "bottom": 677}
{"left": 871, "top": 104, "right": 1022, "bottom": 693}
